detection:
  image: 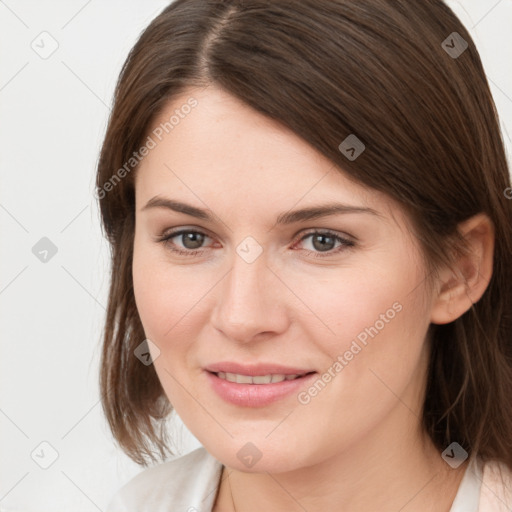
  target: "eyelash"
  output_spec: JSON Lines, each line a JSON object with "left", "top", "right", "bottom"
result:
{"left": 156, "top": 228, "right": 355, "bottom": 258}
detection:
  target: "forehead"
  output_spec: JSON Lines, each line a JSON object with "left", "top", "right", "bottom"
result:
{"left": 135, "top": 85, "right": 400, "bottom": 224}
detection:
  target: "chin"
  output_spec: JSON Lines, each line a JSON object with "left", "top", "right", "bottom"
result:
{"left": 203, "top": 438, "right": 310, "bottom": 474}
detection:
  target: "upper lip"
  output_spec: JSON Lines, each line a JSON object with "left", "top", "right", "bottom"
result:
{"left": 205, "top": 362, "right": 315, "bottom": 376}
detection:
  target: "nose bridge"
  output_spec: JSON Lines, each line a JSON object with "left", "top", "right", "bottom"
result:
{"left": 212, "top": 245, "right": 286, "bottom": 341}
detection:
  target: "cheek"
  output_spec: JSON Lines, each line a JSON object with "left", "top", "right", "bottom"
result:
{"left": 132, "top": 246, "right": 169, "bottom": 339}
{"left": 132, "top": 242, "right": 213, "bottom": 357}
{"left": 132, "top": 246, "right": 204, "bottom": 407}
{"left": 289, "top": 251, "right": 426, "bottom": 355}
{"left": 278, "top": 268, "right": 430, "bottom": 464}
{"left": 290, "top": 250, "right": 430, "bottom": 406}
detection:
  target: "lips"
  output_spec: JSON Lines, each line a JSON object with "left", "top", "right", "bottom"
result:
{"left": 204, "top": 361, "right": 318, "bottom": 407}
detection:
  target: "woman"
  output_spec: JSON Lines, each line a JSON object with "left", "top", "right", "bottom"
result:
{"left": 98, "top": 0, "right": 512, "bottom": 510}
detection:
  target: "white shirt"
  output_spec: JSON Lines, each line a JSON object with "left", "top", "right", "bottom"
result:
{"left": 106, "top": 446, "right": 483, "bottom": 511}
{"left": 450, "top": 455, "right": 482, "bottom": 512}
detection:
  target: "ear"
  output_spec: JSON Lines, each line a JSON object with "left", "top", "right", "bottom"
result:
{"left": 430, "top": 213, "right": 495, "bottom": 325}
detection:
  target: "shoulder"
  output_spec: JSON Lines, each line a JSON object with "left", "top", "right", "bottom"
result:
{"left": 106, "top": 446, "right": 223, "bottom": 512}
{"left": 479, "top": 458, "right": 512, "bottom": 512}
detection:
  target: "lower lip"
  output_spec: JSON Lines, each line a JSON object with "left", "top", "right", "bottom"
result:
{"left": 205, "top": 371, "right": 318, "bottom": 407}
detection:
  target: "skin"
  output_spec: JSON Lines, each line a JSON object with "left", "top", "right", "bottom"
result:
{"left": 132, "top": 85, "right": 494, "bottom": 511}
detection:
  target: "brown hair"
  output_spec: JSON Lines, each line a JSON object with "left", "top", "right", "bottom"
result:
{"left": 96, "top": 0, "right": 512, "bottom": 470}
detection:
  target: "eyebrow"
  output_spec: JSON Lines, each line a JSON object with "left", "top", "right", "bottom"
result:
{"left": 141, "top": 196, "right": 382, "bottom": 224}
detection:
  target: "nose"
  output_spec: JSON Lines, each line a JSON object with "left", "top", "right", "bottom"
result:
{"left": 210, "top": 248, "right": 289, "bottom": 344}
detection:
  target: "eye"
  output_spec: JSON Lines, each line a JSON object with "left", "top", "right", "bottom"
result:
{"left": 156, "top": 228, "right": 355, "bottom": 258}
{"left": 157, "top": 229, "right": 213, "bottom": 257}
{"left": 293, "top": 229, "right": 355, "bottom": 257}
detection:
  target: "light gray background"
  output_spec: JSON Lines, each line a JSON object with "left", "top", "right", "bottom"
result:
{"left": 0, "top": 1, "right": 511, "bottom": 511}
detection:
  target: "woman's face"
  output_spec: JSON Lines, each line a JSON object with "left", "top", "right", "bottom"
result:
{"left": 132, "top": 85, "right": 436, "bottom": 473}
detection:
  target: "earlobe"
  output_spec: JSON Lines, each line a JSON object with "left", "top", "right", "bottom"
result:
{"left": 430, "top": 213, "right": 495, "bottom": 325}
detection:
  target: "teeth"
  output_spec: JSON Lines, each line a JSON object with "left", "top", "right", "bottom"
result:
{"left": 217, "top": 372, "right": 302, "bottom": 384}
{"left": 253, "top": 375, "right": 273, "bottom": 384}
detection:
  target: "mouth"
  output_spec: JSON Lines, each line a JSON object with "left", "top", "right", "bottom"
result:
{"left": 204, "top": 364, "right": 318, "bottom": 407}
{"left": 209, "top": 371, "right": 315, "bottom": 384}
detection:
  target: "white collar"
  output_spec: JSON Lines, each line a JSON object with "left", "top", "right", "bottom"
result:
{"left": 449, "top": 456, "right": 483, "bottom": 512}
